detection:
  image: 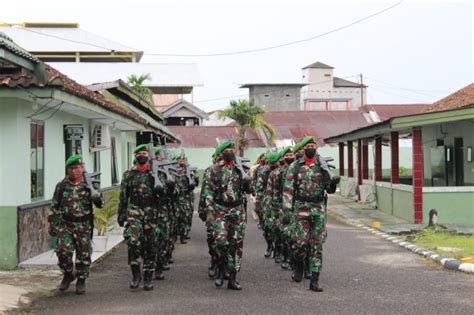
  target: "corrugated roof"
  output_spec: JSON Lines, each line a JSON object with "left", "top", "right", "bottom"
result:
{"left": 361, "top": 104, "right": 430, "bottom": 121}
{"left": 302, "top": 61, "right": 334, "bottom": 69}
{"left": 423, "top": 83, "right": 474, "bottom": 113}
{"left": 0, "top": 32, "right": 39, "bottom": 62}
{"left": 1, "top": 25, "right": 143, "bottom": 59}
{"left": 48, "top": 62, "right": 202, "bottom": 89}
{"left": 333, "top": 77, "right": 366, "bottom": 88}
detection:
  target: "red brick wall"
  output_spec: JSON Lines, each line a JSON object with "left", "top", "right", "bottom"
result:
{"left": 412, "top": 128, "right": 423, "bottom": 224}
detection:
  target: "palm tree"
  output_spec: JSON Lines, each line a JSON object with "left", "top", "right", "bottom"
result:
{"left": 127, "top": 73, "right": 153, "bottom": 101}
{"left": 217, "top": 99, "right": 276, "bottom": 156}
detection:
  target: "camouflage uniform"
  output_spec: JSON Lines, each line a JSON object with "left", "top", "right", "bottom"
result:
{"left": 201, "top": 161, "right": 250, "bottom": 273}
{"left": 263, "top": 166, "right": 281, "bottom": 250}
{"left": 174, "top": 168, "right": 192, "bottom": 241}
{"left": 118, "top": 167, "right": 159, "bottom": 272}
{"left": 254, "top": 165, "right": 270, "bottom": 226}
{"left": 282, "top": 157, "right": 331, "bottom": 274}
{"left": 49, "top": 177, "right": 100, "bottom": 279}
{"left": 278, "top": 162, "right": 295, "bottom": 267}
{"left": 198, "top": 164, "right": 217, "bottom": 261}
{"left": 155, "top": 172, "right": 174, "bottom": 270}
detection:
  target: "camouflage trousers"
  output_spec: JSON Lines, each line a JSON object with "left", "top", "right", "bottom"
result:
{"left": 293, "top": 208, "right": 327, "bottom": 273}
{"left": 55, "top": 221, "right": 92, "bottom": 279}
{"left": 263, "top": 209, "right": 280, "bottom": 246}
{"left": 124, "top": 206, "right": 158, "bottom": 272}
{"left": 186, "top": 192, "right": 194, "bottom": 232}
{"left": 176, "top": 197, "right": 189, "bottom": 237}
{"left": 205, "top": 219, "right": 217, "bottom": 259}
{"left": 212, "top": 206, "right": 246, "bottom": 273}
{"left": 155, "top": 207, "right": 169, "bottom": 267}
{"left": 254, "top": 193, "right": 265, "bottom": 224}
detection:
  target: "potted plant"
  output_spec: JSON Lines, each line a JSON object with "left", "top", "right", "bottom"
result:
{"left": 93, "top": 194, "right": 118, "bottom": 252}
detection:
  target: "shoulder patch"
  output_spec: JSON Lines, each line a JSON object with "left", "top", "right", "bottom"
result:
{"left": 286, "top": 174, "right": 294, "bottom": 180}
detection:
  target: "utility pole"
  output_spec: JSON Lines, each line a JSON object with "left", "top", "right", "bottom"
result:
{"left": 360, "top": 73, "right": 364, "bottom": 107}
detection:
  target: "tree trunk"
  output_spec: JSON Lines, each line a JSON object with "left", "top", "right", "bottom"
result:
{"left": 237, "top": 126, "right": 247, "bottom": 157}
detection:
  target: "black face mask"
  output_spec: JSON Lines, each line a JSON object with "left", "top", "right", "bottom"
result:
{"left": 136, "top": 155, "right": 148, "bottom": 165}
{"left": 285, "top": 158, "right": 295, "bottom": 165}
{"left": 304, "top": 148, "right": 316, "bottom": 158}
{"left": 222, "top": 152, "right": 235, "bottom": 162}
{"left": 279, "top": 160, "right": 285, "bottom": 167}
{"left": 295, "top": 153, "right": 303, "bottom": 159}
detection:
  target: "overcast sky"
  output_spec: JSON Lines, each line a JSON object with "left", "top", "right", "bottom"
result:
{"left": 3, "top": 0, "right": 472, "bottom": 111}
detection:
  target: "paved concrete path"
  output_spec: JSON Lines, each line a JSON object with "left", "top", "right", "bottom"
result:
{"left": 31, "top": 202, "right": 474, "bottom": 314}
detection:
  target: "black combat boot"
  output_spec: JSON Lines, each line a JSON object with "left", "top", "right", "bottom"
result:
{"left": 180, "top": 235, "right": 187, "bottom": 244}
{"left": 162, "top": 261, "right": 170, "bottom": 271}
{"left": 143, "top": 271, "right": 154, "bottom": 291}
{"left": 227, "top": 272, "right": 242, "bottom": 290}
{"left": 292, "top": 260, "right": 304, "bottom": 283}
{"left": 214, "top": 263, "right": 225, "bottom": 287}
{"left": 130, "top": 265, "right": 142, "bottom": 289}
{"left": 75, "top": 278, "right": 86, "bottom": 295}
{"left": 155, "top": 265, "right": 165, "bottom": 280}
{"left": 264, "top": 240, "right": 273, "bottom": 258}
{"left": 58, "top": 272, "right": 75, "bottom": 291}
{"left": 274, "top": 248, "right": 282, "bottom": 264}
{"left": 309, "top": 272, "right": 323, "bottom": 292}
{"left": 208, "top": 258, "right": 217, "bottom": 279}
{"left": 304, "top": 259, "right": 311, "bottom": 279}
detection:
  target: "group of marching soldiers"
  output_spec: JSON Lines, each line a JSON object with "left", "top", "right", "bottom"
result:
{"left": 48, "top": 134, "right": 339, "bottom": 294}
{"left": 48, "top": 142, "right": 198, "bottom": 294}
{"left": 198, "top": 135, "right": 339, "bottom": 292}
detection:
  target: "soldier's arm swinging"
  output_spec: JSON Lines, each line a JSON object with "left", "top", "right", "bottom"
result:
{"left": 117, "top": 172, "right": 129, "bottom": 227}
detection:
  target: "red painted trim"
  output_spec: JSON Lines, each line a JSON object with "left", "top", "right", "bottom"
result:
{"left": 357, "top": 139, "right": 362, "bottom": 186}
{"left": 362, "top": 141, "right": 369, "bottom": 180}
{"left": 339, "top": 143, "right": 345, "bottom": 176}
{"left": 391, "top": 132, "right": 400, "bottom": 184}
{"left": 412, "top": 127, "right": 423, "bottom": 224}
{"left": 375, "top": 137, "right": 382, "bottom": 181}
{"left": 348, "top": 141, "right": 354, "bottom": 177}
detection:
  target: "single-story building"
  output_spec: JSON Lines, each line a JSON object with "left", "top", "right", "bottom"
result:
{"left": 325, "top": 83, "right": 474, "bottom": 225}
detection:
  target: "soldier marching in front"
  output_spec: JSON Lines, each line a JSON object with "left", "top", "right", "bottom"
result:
{"left": 282, "top": 136, "right": 338, "bottom": 292}
{"left": 118, "top": 144, "right": 161, "bottom": 291}
{"left": 200, "top": 140, "right": 252, "bottom": 290}
{"left": 48, "top": 154, "right": 104, "bottom": 295}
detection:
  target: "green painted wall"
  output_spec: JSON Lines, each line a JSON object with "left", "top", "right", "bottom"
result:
{"left": 423, "top": 192, "right": 474, "bottom": 224}
{"left": 393, "top": 189, "right": 414, "bottom": 222}
{"left": 0, "top": 206, "right": 17, "bottom": 269}
{"left": 376, "top": 186, "right": 393, "bottom": 215}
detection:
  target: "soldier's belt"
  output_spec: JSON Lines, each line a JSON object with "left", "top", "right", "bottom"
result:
{"left": 295, "top": 196, "right": 323, "bottom": 203}
{"left": 62, "top": 213, "right": 93, "bottom": 223}
{"left": 215, "top": 199, "right": 242, "bottom": 207}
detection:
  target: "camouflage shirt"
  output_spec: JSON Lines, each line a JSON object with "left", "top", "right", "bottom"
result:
{"left": 201, "top": 161, "right": 251, "bottom": 213}
{"left": 118, "top": 167, "right": 157, "bottom": 221}
{"left": 198, "top": 164, "right": 214, "bottom": 218}
{"left": 49, "top": 177, "right": 94, "bottom": 231}
{"left": 282, "top": 158, "right": 331, "bottom": 214}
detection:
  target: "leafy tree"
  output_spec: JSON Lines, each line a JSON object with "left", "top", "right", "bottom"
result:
{"left": 127, "top": 73, "right": 153, "bottom": 101}
{"left": 217, "top": 99, "right": 276, "bottom": 156}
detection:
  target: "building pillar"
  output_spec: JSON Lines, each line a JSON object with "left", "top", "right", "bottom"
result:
{"left": 347, "top": 141, "right": 354, "bottom": 178}
{"left": 375, "top": 136, "right": 382, "bottom": 181}
{"left": 391, "top": 131, "right": 400, "bottom": 184}
{"left": 338, "top": 142, "right": 345, "bottom": 176}
{"left": 362, "top": 140, "right": 369, "bottom": 180}
{"left": 412, "top": 128, "right": 423, "bottom": 224}
{"left": 357, "top": 139, "right": 362, "bottom": 186}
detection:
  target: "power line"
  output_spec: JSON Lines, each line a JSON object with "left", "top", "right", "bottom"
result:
{"left": 365, "top": 76, "right": 449, "bottom": 96}
{"left": 369, "top": 85, "right": 431, "bottom": 103}
{"left": 2, "top": 1, "right": 403, "bottom": 57}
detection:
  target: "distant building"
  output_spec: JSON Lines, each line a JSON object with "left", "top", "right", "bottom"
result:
{"left": 301, "top": 61, "right": 367, "bottom": 111}
{"left": 159, "top": 99, "right": 209, "bottom": 126}
{"left": 239, "top": 83, "right": 306, "bottom": 111}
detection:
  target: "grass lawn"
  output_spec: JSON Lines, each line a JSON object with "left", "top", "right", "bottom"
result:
{"left": 407, "top": 229, "right": 474, "bottom": 260}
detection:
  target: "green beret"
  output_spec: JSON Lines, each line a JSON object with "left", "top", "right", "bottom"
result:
{"left": 66, "top": 154, "right": 83, "bottom": 167}
{"left": 293, "top": 136, "right": 315, "bottom": 152}
{"left": 215, "top": 140, "right": 235, "bottom": 157}
{"left": 133, "top": 144, "right": 148, "bottom": 154}
{"left": 154, "top": 147, "right": 160, "bottom": 155}
{"left": 266, "top": 152, "right": 280, "bottom": 165}
{"left": 280, "top": 146, "right": 292, "bottom": 157}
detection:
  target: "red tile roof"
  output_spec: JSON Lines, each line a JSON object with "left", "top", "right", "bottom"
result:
{"left": 0, "top": 62, "right": 146, "bottom": 125}
{"left": 423, "top": 83, "right": 474, "bottom": 113}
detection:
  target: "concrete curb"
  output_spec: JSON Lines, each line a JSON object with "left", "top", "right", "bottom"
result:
{"left": 328, "top": 210, "right": 474, "bottom": 275}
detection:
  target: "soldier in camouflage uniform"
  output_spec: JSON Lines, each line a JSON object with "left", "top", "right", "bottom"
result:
{"left": 253, "top": 155, "right": 269, "bottom": 229}
{"left": 198, "top": 144, "right": 225, "bottom": 279}
{"left": 262, "top": 152, "right": 280, "bottom": 258}
{"left": 282, "top": 136, "right": 337, "bottom": 292}
{"left": 118, "top": 144, "right": 160, "bottom": 291}
{"left": 48, "top": 154, "right": 104, "bottom": 295}
{"left": 173, "top": 153, "right": 194, "bottom": 244}
{"left": 200, "top": 140, "right": 252, "bottom": 290}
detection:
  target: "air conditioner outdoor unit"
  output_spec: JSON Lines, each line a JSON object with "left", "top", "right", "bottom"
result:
{"left": 92, "top": 125, "right": 111, "bottom": 149}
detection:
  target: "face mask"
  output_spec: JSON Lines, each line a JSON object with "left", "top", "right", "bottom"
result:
{"left": 295, "top": 153, "right": 303, "bottom": 159}
{"left": 285, "top": 158, "right": 295, "bottom": 165}
{"left": 223, "top": 152, "right": 235, "bottom": 162}
{"left": 304, "top": 148, "right": 316, "bottom": 158}
{"left": 136, "top": 155, "right": 148, "bottom": 165}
